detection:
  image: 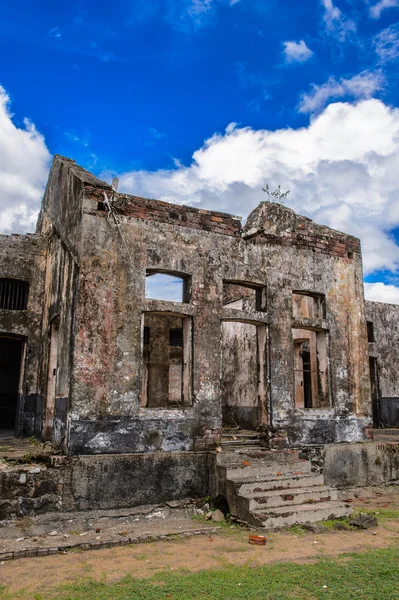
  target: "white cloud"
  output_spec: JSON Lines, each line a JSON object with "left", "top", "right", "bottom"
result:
{"left": 364, "top": 282, "right": 399, "bottom": 304}
{"left": 298, "top": 71, "right": 384, "bottom": 113}
{"left": 107, "top": 99, "right": 399, "bottom": 276}
{"left": 0, "top": 87, "right": 51, "bottom": 234}
{"left": 321, "top": 0, "right": 356, "bottom": 41}
{"left": 167, "top": 0, "right": 239, "bottom": 30}
{"left": 148, "top": 128, "right": 167, "bottom": 140}
{"left": 374, "top": 23, "right": 399, "bottom": 63}
{"left": 48, "top": 26, "right": 62, "bottom": 39}
{"left": 370, "top": 0, "right": 399, "bottom": 19}
{"left": 283, "top": 40, "right": 313, "bottom": 63}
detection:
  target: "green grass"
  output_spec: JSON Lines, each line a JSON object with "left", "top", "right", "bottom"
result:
{"left": 355, "top": 507, "right": 399, "bottom": 520}
{"left": 2, "top": 546, "right": 399, "bottom": 600}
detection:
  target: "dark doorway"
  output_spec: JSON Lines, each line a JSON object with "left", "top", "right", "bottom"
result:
{"left": 369, "top": 357, "right": 381, "bottom": 427}
{"left": 0, "top": 336, "right": 23, "bottom": 432}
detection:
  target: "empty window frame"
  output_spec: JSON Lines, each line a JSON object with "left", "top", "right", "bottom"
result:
{"left": 292, "top": 292, "right": 325, "bottom": 320}
{"left": 0, "top": 279, "right": 29, "bottom": 310}
{"left": 141, "top": 313, "right": 192, "bottom": 408}
{"left": 145, "top": 271, "right": 191, "bottom": 303}
{"left": 223, "top": 281, "right": 266, "bottom": 313}
{"left": 293, "top": 328, "right": 329, "bottom": 409}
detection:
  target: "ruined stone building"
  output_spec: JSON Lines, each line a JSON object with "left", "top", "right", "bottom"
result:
{"left": 1, "top": 154, "right": 398, "bottom": 457}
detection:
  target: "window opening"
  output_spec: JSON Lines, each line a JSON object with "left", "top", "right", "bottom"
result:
{"left": 293, "top": 292, "right": 325, "bottom": 319}
{"left": 145, "top": 271, "right": 190, "bottom": 303}
{"left": 367, "top": 321, "right": 375, "bottom": 343}
{"left": 293, "top": 328, "right": 329, "bottom": 409}
{"left": 141, "top": 314, "right": 191, "bottom": 408}
{"left": 0, "top": 279, "right": 29, "bottom": 310}
{"left": 169, "top": 328, "right": 183, "bottom": 347}
{"left": 223, "top": 281, "right": 266, "bottom": 312}
{"left": 143, "top": 326, "right": 151, "bottom": 345}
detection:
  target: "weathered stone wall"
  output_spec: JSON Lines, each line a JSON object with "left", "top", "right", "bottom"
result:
{"left": 0, "top": 452, "right": 215, "bottom": 519}
{"left": 1, "top": 157, "right": 372, "bottom": 451}
{"left": 61, "top": 161, "right": 371, "bottom": 452}
{"left": 245, "top": 203, "right": 371, "bottom": 445}
{"left": 67, "top": 452, "right": 216, "bottom": 511}
{"left": 365, "top": 300, "right": 399, "bottom": 426}
{"left": 38, "top": 232, "right": 79, "bottom": 449}
{"left": 0, "top": 234, "right": 47, "bottom": 436}
{"left": 323, "top": 442, "right": 399, "bottom": 488}
{"left": 0, "top": 463, "right": 63, "bottom": 519}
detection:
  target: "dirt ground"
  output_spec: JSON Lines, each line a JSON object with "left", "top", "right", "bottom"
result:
{"left": 0, "top": 490, "right": 398, "bottom": 597}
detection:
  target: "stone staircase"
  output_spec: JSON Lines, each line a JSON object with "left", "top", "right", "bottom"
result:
{"left": 217, "top": 432, "right": 352, "bottom": 529}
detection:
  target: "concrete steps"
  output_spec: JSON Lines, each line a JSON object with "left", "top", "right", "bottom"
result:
{"left": 252, "top": 500, "right": 350, "bottom": 529}
{"left": 247, "top": 485, "right": 337, "bottom": 510}
{"left": 217, "top": 447, "right": 352, "bottom": 530}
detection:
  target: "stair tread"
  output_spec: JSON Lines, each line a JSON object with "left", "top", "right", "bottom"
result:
{"left": 229, "top": 468, "right": 312, "bottom": 483}
{"left": 242, "top": 485, "right": 334, "bottom": 499}
{"left": 252, "top": 500, "right": 349, "bottom": 517}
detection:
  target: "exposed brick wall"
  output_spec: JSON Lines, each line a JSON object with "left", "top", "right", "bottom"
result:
{"left": 250, "top": 230, "right": 360, "bottom": 258}
{"left": 244, "top": 202, "right": 361, "bottom": 259}
{"left": 85, "top": 185, "right": 242, "bottom": 237}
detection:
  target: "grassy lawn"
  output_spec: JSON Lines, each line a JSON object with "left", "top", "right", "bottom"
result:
{"left": 2, "top": 546, "right": 398, "bottom": 600}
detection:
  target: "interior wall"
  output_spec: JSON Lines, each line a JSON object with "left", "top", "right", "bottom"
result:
{"left": 221, "top": 320, "right": 259, "bottom": 429}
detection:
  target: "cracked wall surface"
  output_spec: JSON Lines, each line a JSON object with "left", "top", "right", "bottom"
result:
{"left": 0, "top": 156, "right": 375, "bottom": 453}
{"left": 365, "top": 300, "right": 399, "bottom": 427}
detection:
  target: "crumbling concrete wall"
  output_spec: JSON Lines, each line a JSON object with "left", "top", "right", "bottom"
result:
{"left": 67, "top": 452, "right": 216, "bottom": 511}
{"left": 244, "top": 202, "right": 372, "bottom": 445}
{"left": 0, "top": 234, "right": 47, "bottom": 436}
{"left": 1, "top": 156, "right": 373, "bottom": 452}
{"left": 323, "top": 442, "right": 399, "bottom": 488}
{"left": 62, "top": 162, "right": 371, "bottom": 452}
{"left": 365, "top": 300, "right": 399, "bottom": 427}
{"left": 0, "top": 452, "right": 216, "bottom": 519}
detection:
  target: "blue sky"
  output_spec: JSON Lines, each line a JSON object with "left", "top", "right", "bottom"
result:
{"left": 1, "top": 0, "right": 399, "bottom": 301}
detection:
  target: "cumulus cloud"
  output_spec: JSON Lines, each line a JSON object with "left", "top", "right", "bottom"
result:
{"left": 320, "top": 0, "right": 356, "bottom": 41}
{"left": 298, "top": 71, "right": 384, "bottom": 113}
{"left": 283, "top": 40, "right": 313, "bottom": 63}
{"left": 108, "top": 99, "right": 399, "bottom": 276}
{"left": 370, "top": 0, "right": 399, "bottom": 19}
{"left": 374, "top": 23, "right": 399, "bottom": 63}
{"left": 0, "top": 86, "right": 51, "bottom": 234}
{"left": 364, "top": 282, "right": 399, "bottom": 304}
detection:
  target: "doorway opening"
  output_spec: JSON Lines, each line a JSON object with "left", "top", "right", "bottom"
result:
{"left": 369, "top": 357, "right": 380, "bottom": 427}
{"left": 0, "top": 335, "right": 24, "bottom": 434}
{"left": 220, "top": 321, "right": 267, "bottom": 430}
